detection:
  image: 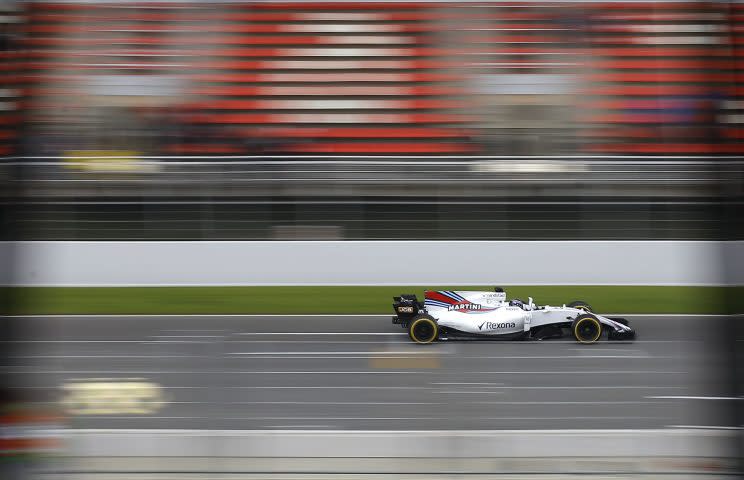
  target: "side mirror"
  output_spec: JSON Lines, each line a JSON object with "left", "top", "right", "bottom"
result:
{"left": 528, "top": 297, "right": 535, "bottom": 309}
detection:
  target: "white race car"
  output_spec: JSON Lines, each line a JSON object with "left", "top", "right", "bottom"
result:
{"left": 392, "top": 288, "right": 635, "bottom": 344}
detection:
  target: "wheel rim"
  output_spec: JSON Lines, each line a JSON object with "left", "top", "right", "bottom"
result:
{"left": 412, "top": 319, "right": 436, "bottom": 343}
{"left": 576, "top": 318, "right": 600, "bottom": 342}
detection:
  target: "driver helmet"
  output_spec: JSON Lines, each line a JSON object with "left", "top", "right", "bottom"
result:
{"left": 509, "top": 299, "right": 525, "bottom": 309}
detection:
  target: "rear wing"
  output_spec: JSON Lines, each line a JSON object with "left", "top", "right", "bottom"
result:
{"left": 392, "top": 294, "right": 424, "bottom": 325}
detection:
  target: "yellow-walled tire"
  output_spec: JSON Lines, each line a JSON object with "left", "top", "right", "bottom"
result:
{"left": 408, "top": 316, "right": 438, "bottom": 344}
{"left": 572, "top": 315, "right": 602, "bottom": 344}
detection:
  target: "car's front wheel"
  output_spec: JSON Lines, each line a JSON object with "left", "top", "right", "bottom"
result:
{"left": 572, "top": 314, "right": 602, "bottom": 344}
{"left": 408, "top": 316, "right": 438, "bottom": 344}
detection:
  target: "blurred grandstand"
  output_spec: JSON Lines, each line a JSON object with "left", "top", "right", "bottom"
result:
{"left": 7, "top": 0, "right": 743, "bottom": 156}
{"left": 0, "top": 1, "right": 743, "bottom": 240}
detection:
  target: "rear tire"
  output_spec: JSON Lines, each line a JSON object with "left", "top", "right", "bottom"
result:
{"left": 572, "top": 314, "right": 602, "bottom": 344}
{"left": 408, "top": 316, "right": 438, "bottom": 344}
{"left": 568, "top": 300, "right": 593, "bottom": 313}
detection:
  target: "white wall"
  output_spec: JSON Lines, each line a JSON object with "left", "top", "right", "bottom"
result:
{"left": 1, "top": 240, "right": 740, "bottom": 286}
{"left": 59, "top": 428, "right": 735, "bottom": 459}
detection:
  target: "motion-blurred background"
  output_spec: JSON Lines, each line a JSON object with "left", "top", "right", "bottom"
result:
{"left": 0, "top": 0, "right": 743, "bottom": 240}
{"left": 1, "top": 0, "right": 743, "bottom": 479}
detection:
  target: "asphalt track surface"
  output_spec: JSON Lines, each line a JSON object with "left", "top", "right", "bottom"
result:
{"left": 6, "top": 314, "right": 738, "bottom": 431}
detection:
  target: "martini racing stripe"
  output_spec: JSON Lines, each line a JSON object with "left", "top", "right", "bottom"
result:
{"left": 440, "top": 291, "right": 466, "bottom": 302}
{"left": 425, "top": 291, "right": 463, "bottom": 305}
{"left": 424, "top": 299, "right": 452, "bottom": 309}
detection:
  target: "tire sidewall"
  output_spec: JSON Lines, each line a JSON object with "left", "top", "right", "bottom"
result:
{"left": 573, "top": 315, "right": 602, "bottom": 344}
{"left": 409, "top": 316, "right": 438, "bottom": 344}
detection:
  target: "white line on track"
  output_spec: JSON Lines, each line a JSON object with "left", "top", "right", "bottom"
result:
{"left": 461, "top": 355, "right": 657, "bottom": 359}
{"left": 224, "top": 371, "right": 424, "bottom": 374}
{"left": 226, "top": 352, "right": 651, "bottom": 359}
{"left": 236, "top": 369, "right": 683, "bottom": 375}
{"left": 569, "top": 348, "right": 645, "bottom": 353}
{"left": 12, "top": 355, "right": 203, "bottom": 359}
{"left": 265, "top": 425, "right": 334, "bottom": 429}
{"left": 48, "top": 428, "right": 732, "bottom": 435}
{"left": 438, "top": 391, "right": 504, "bottom": 394}
{"left": 5, "top": 314, "right": 730, "bottom": 318}
{"left": 2, "top": 369, "right": 432, "bottom": 374}
{"left": 235, "top": 401, "right": 443, "bottom": 405}
{"left": 233, "top": 341, "right": 407, "bottom": 344}
{"left": 235, "top": 332, "right": 407, "bottom": 335}
{"left": 228, "top": 356, "right": 435, "bottom": 359}
{"left": 553, "top": 340, "right": 692, "bottom": 344}
{"left": 165, "top": 329, "right": 226, "bottom": 332}
{"left": 44, "top": 427, "right": 738, "bottom": 440}
{"left": 666, "top": 425, "right": 743, "bottom": 430}
{"left": 135, "top": 416, "right": 668, "bottom": 421}
{"left": 472, "top": 371, "right": 686, "bottom": 375}
{"left": 232, "top": 417, "right": 443, "bottom": 421}
{"left": 433, "top": 382, "right": 504, "bottom": 386}
{"left": 206, "top": 370, "right": 683, "bottom": 375}
{"left": 154, "top": 335, "right": 224, "bottom": 338}
{"left": 648, "top": 396, "right": 742, "bottom": 400}
{"left": 226, "top": 351, "right": 435, "bottom": 355}
{"left": 488, "top": 386, "right": 683, "bottom": 389}
{"left": 1, "top": 339, "right": 695, "bottom": 345}
{"left": 229, "top": 371, "right": 424, "bottom": 374}
{"left": 226, "top": 386, "right": 435, "bottom": 390}
{"left": 45, "top": 416, "right": 445, "bottom": 421}
{"left": 145, "top": 340, "right": 212, "bottom": 344}
{"left": 4, "top": 314, "right": 391, "bottom": 318}
{"left": 76, "top": 416, "right": 215, "bottom": 420}
{"left": 0, "top": 369, "right": 687, "bottom": 375}
{"left": 473, "top": 401, "right": 665, "bottom": 405}
{"left": 221, "top": 355, "right": 661, "bottom": 359}
{"left": 480, "top": 416, "right": 668, "bottom": 421}
{"left": 462, "top": 340, "right": 690, "bottom": 344}
{"left": 5, "top": 340, "right": 183, "bottom": 343}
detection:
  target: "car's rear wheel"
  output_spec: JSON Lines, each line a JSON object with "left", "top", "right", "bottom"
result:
{"left": 568, "top": 300, "right": 593, "bottom": 313}
{"left": 572, "top": 314, "right": 602, "bottom": 344}
{"left": 408, "top": 316, "right": 438, "bottom": 344}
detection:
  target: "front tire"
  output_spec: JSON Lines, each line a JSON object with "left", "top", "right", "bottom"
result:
{"left": 408, "top": 316, "right": 438, "bottom": 344}
{"left": 572, "top": 314, "right": 602, "bottom": 344}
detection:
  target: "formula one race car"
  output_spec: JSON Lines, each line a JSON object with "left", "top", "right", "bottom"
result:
{"left": 392, "top": 288, "right": 635, "bottom": 344}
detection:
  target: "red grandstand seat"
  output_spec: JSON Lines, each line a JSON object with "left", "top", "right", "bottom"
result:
{"left": 586, "top": 1, "right": 740, "bottom": 154}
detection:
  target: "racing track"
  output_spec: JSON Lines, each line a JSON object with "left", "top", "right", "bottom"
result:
{"left": 6, "top": 314, "right": 737, "bottom": 431}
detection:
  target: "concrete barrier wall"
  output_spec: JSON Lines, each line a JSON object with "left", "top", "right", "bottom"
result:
{"left": 52, "top": 428, "right": 737, "bottom": 459}
{"left": 41, "top": 429, "right": 741, "bottom": 476}
{"left": 1, "top": 240, "right": 742, "bottom": 286}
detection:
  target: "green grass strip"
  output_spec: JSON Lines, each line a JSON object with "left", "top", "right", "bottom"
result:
{"left": 1, "top": 286, "right": 739, "bottom": 315}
